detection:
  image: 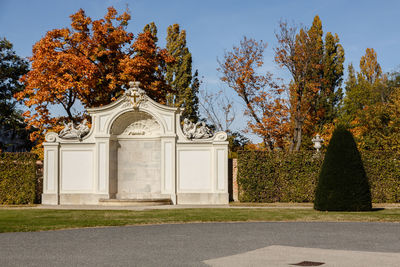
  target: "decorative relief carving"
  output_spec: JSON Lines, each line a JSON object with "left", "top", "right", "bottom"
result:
{"left": 182, "top": 118, "right": 213, "bottom": 139}
{"left": 123, "top": 81, "right": 147, "bottom": 109}
{"left": 58, "top": 119, "right": 89, "bottom": 140}
{"left": 121, "top": 119, "right": 160, "bottom": 136}
{"left": 110, "top": 111, "right": 161, "bottom": 136}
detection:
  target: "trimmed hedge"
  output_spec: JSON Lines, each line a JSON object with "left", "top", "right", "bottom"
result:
{"left": 363, "top": 151, "right": 400, "bottom": 203}
{"left": 0, "top": 153, "right": 37, "bottom": 204}
{"left": 314, "top": 126, "right": 371, "bottom": 211}
{"left": 237, "top": 150, "right": 400, "bottom": 203}
{"left": 237, "top": 150, "right": 323, "bottom": 202}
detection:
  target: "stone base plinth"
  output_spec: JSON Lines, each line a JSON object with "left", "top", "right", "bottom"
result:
{"left": 99, "top": 198, "right": 172, "bottom": 206}
{"left": 177, "top": 193, "right": 229, "bottom": 205}
{"left": 42, "top": 194, "right": 58, "bottom": 205}
{"left": 58, "top": 194, "right": 110, "bottom": 205}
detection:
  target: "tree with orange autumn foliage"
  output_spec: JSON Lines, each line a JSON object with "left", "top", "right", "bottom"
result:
{"left": 218, "top": 37, "right": 289, "bottom": 151}
{"left": 341, "top": 48, "right": 400, "bottom": 153}
{"left": 15, "top": 7, "right": 173, "bottom": 150}
{"left": 275, "top": 16, "right": 344, "bottom": 151}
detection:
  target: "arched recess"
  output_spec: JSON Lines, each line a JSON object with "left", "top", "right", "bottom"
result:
{"left": 108, "top": 109, "right": 164, "bottom": 199}
{"left": 106, "top": 108, "right": 167, "bottom": 137}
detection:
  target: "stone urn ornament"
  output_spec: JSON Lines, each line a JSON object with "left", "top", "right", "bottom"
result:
{"left": 312, "top": 134, "right": 324, "bottom": 153}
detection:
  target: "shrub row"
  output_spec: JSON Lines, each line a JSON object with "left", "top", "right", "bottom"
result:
{"left": 0, "top": 152, "right": 37, "bottom": 204}
{"left": 237, "top": 150, "right": 400, "bottom": 203}
{"left": 363, "top": 151, "right": 400, "bottom": 203}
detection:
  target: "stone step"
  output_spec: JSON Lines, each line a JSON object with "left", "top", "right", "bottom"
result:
{"left": 98, "top": 198, "right": 172, "bottom": 206}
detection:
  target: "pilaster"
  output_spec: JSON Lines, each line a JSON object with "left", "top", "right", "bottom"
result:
{"left": 42, "top": 142, "right": 60, "bottom": 205}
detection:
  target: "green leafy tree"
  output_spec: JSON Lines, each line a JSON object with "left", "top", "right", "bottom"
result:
{"left": 314, "top": 125, "right": 372, "bottom": 211}
{"left": 143, "top": 22, "right": 158, "bottom": 43}
{"left": 166, "top": 24, "right": 199, "bottom": 121}
{"left": 186, "top": 70, "right": 200, "bottom": 121}
{"left": 340, "top": 64, "right": 359, "bottom": 122}
{"left": 319, "top": 32, "right": 345, "bottom": 125}
{"left": 0, "top": 38, "right": 29, "bottom": 125}
{"left": 0, "top": 37, "right": 31, "bottom": 151}
{"left": 227, "top": 131, "right": 249, "bottom": 158}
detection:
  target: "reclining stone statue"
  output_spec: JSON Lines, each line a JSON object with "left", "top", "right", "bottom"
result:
{"left": 59, "top": 119, "right": 89, "bottom": 140}
{"left": 182, "top": 118, "right": 213, "bottom": 139}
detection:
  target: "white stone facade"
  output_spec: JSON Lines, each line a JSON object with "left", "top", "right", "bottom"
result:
{"left": 42, "top": 82, "right": 229, "bottom": 205}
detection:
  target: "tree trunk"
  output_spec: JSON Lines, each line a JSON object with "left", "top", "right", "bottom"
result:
{"left": 294, "top": 122, "right": 303, "bottom": 151}
{"left": 289, "top": 92, "right": 304, "bottom": 152}
{"left": 289, "top": 119, "right": 302, "bottom": 152}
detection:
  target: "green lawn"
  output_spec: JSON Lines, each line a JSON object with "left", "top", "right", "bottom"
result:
{"left": 0, "top": 208, "right": 400, "bottom": 233}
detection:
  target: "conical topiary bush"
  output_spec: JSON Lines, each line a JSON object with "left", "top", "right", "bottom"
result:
{"left": 314, "top": 125, "right": 372, "bottom": 211}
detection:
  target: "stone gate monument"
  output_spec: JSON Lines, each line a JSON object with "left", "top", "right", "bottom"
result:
{"left": 42, "top": 82, "right": 229, "bottom": 205}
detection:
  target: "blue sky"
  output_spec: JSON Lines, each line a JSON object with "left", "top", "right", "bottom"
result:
{"left": 1, "top": 0, "right": 399, "bottom": 138}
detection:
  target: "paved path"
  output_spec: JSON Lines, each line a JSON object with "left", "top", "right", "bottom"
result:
{"left": 204, "top": 245, "right": 400, "bottom": 267}
{"left": 0, "top": 222, "right": 399, "bottom": 266}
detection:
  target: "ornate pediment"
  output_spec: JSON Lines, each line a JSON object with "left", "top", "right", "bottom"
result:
{"left": 123, "top": 81, "right": 147, "bottom": 109}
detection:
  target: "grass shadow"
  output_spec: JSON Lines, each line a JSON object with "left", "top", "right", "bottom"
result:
{"left": 371, "top": 208, "right": 385, "bottom": 211}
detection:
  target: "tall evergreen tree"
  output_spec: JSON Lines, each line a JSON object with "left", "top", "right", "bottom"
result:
{"left": 340, "top": 64, "right": 359, "bottom": 123}
{"left": 0, "top": 37, "right": 29, "bottom": 126}
{"left": 186, "top": 70, "right": 200, "bottom": 121}
{"left": 165, "top": 24, "right": 199, "bottom": 121}
{"left": 0, "top": 37, "right": 31, "bottom": 151}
